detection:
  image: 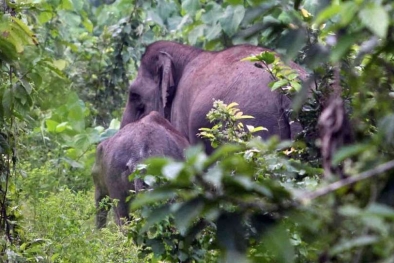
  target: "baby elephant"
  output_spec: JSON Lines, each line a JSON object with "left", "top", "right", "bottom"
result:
{"left": 92, "top": 111, "right": 189, "bottom": 229}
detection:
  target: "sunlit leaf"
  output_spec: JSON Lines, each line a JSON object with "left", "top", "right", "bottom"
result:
{"left": 82, "top": 18, "right": 93, "bottom": 33}
{"left": 60, "top": 0, "right": 73, "bottom": 10}
{"left": 45, "top": 119, "right": 59, "bottom": 133}
{"left": 53, "top": 59, "right": 67, "bottom": 70}
{"left": 269, "top": 79, "right": 288, "bottom": 90}
{"left": 55, "top": 122, "right": 70, "bottom": 133}
{"left": 38, "top": 12, "right": 53, "bottom": 24}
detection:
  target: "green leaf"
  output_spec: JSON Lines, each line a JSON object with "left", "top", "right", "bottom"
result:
{"left": 188, "top": 24, "right": 205, "bottom": 45}
{"left": 53, "top": 59, "right": 67, "bottom": 70}
{"left": 108, "top": 118, "right": 120, "bottom": 130}
{"left": 19, "top": 78, "right": 32, "bottom": 94}
{"left": 46, "top": 119, "right": 59, "bottom": 133}
{"left": 162, "top": 162, "right": 184, "bottom": 180}
{"left": 269, "top": 79, "right": 288, "bottom": 90}
{"left": 227, "top": 102, "right": 239, "bottom": 109}
{"left": 55, "top": 122, "right": 70, "bottom": 133}
{"left": 147, "top": 10, "right": 164, "bottom": 27}
{"left": 60, "top": 0, "right": 73, "bottom": 10}
{"left": 174, "top": 198, "right": 204, "bottom": 235}
{"left": 259, "top": 51, "right": 276, "bottom": 64}
{"left": 246, "top": 125, "right": 268, "bottom": 133}
{"left": 332, "top": 143, "right": 369, "bottom": 166}
{"left": 260, "top": 225, "right": 294, "bottom": 263}
{"left": 82, "top": 18, "right": 93, "bottom": 33}
{"left": 11, "top": 17, "right": 36, "bottom": 43}
{"left": 38, "top": 12, "right": 53, "bottom": 24}
{"left": 366, "top": 203, "right": 394, "bottom": 220}
{"left": 0, "top": 133, "right": 10, "bottom": 154}
{"left": 131, "top": 190, "right": 176, "bottom": 210}
{"left": 182, "top": 0, "right": 201, "bottom": 16}
{"left": 359, "top": 3, "right": 389, "bottom": 38}
{"left": 314, "top": 4, "right": 341, "bottom": 25}
{"left": 225, "top": 0, "right": 243, "bottom": 5}
{"left": 144, "top": 157, "right": 171, "bottom": 176}
{"left": 330, "top": 33, "right": 359, "bottom": 63}
{"left": 330, "top": 235, "right": 379, "bottom": 256}
{"left": 141, "top": 205, "right": 171, "bottom": 233}
{"left": 216, "top": 212, "right": 246, "bottom": 254}
{"left": 219, "top": 5, "right": 245, "bottom": 37}
{"left": 279, "top": 28, "right": 306, "bottom": 60}
{"left": 2, "top": 88, "right": 12, "bottom": 117}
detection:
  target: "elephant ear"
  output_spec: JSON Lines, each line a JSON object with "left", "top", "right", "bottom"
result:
{"left": 159, "top": 51, "right": 175, "bottom": 109}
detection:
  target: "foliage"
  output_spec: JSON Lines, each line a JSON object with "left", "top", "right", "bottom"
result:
{"left": 198, "top": 101, "right": 266, "bottom": 148}
{"left": 128, "top": 101, "right": 317, "bottom": 262}
{"left": 3, "top": 187, "right": 145, "bottom": 262}
{"left": 0, "top": 0, "right": 394, "bottom": 262}
{"left": 242, "top": 51, "right": 302, "bottom": 93}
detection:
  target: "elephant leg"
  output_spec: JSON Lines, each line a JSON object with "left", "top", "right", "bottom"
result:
{"left": 113, "top": 198, "right": 131, "bottom": 226}
{"left": 95, "top": 188, "right": 109, "bottom": 229}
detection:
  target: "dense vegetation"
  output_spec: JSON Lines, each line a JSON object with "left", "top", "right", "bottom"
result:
{"left": 1, "top": 0, "right": 394, "bottom": 262}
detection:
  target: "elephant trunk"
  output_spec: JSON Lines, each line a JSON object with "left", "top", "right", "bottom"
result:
{"left": 120, "top": 102, "right": 134, "bottom": 128}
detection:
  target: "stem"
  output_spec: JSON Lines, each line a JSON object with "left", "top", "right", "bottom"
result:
{"left": 298, "top": 159, "right": 394, "bottom": 202}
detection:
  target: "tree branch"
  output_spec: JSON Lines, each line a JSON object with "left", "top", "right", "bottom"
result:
{"left": 298, "top": 159, "right": 394, "bottom": 203}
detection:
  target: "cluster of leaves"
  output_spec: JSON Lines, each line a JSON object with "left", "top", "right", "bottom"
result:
{"left": 198, "top": 101, "right": 266, "bottom": 148}
{"left": 242, "top": 51, "right": 302, "bottom": 94}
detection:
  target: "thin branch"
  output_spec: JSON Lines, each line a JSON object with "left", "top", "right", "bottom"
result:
{"left": 298, "top": 159, "right": 394, "bottom": 203}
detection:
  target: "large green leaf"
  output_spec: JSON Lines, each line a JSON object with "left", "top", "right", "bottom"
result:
{"left": 174, "top": 198, "right": 204, "bottom": 235}
{"left": 141, "top": 205, "right": 172, "bottom": 233}
{"left": 182, "top": 0, "right": 201, "bottom": 16}
{"left": 219, "top": 5, "right": 245, "bottom": 37}
{"left": 216, "top": 212, "right": 247, "bottom": 260}
{"left": 359, "top": 3, "right": 389, "bottom": 38}
{"left": 330, "top": 235, "right": 379, "bottom": 256}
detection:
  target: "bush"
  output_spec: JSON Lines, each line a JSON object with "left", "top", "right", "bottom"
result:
{"left": 5, "top": 188, "right": 145, "bottom": 263}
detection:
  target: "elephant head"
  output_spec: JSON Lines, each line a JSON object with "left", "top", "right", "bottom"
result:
{"left": 120, "top": 41, "right": 202, "bottom": 127}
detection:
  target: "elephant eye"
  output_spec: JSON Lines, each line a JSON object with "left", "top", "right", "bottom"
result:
{"left": 129, "top": 92, "right": 140, "bottom": 101}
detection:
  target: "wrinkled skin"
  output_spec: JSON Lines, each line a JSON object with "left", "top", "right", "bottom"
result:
{"left": 92, "top": 111, "right": 189, "bottom": 229}
{"left": 121, "top": 41, "right": 308, "bottom": 153}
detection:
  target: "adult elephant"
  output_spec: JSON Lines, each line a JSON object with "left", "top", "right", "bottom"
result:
{"left": 121, "top": 41, "right": 307, "bottom": 153}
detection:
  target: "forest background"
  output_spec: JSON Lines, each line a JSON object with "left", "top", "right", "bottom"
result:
{"left": 1, "top": 0, "right": 394, "bottom": 262}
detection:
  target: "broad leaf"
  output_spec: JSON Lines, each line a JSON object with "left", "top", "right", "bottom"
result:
{"left": 219, "top": 5, "right": 245, "bottom": 37}
{"left": 359, "top": 3, "right": 389, "bottom": 38}
{"left": 174, "top": 198, "right": 204, "bottom": 235}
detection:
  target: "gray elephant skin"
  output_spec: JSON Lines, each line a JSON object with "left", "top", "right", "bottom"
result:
{"left": 92, "top": 111, "right": 189, "bottom": 229}
{"left": 121, "top": 41, "right": 307, "bottom": 153}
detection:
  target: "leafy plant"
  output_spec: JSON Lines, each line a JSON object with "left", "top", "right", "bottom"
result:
{"left": 127, "top": 102, "right": 316, "bottom": 262}
{"left": 198, "top": 100, "right": 266, "bottom": 148}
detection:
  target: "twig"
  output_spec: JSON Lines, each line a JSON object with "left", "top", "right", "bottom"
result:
{"left": 298, "top": 159, "right": 394, "bottom": 203}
